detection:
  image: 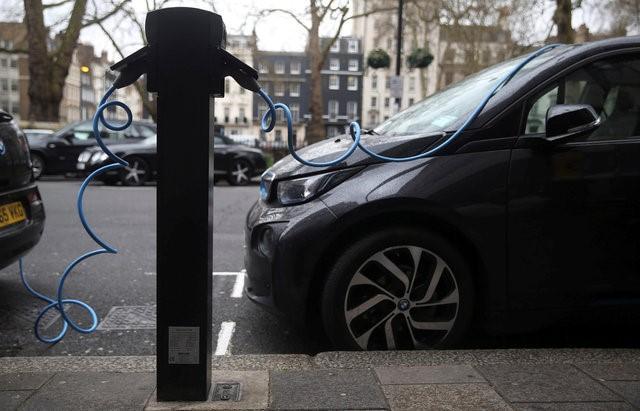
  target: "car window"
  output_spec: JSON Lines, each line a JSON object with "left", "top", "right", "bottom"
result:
{"left": 525, "top": 54, "right": 640, "bottom": 141}
{"left": 135, "top": 124, "right": 156, "bottom": 139}
{"left": 213, "top": 136, "right": 225, "bottom": 145}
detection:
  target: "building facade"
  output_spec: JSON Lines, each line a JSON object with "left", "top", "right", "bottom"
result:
{"left": 352, "top": 0, "right": 512, "bottom": 129}
{"left": 214, "top": 35, "right": 255, "bottom": 140}
{"left": 316, "top": 37, "right": 364, "bottom": 138}
{"left": 0, "top": 22, "right": 28, "bottom": 121}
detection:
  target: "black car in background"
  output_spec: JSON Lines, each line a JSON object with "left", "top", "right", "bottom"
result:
{"left": 245, "top": 36, "right": 640, "bottom": 351}
{"left": 0, "top": 111, "right": 45, "bottom": 271}
{"left": 77, "top": 134, "right": 267, "bottom": 186}
{"left": 28, "top": 119, "right": 156, "bottom": 179}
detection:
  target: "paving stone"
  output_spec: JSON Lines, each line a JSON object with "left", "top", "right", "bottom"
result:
{"left": 270, "top": 369, "right": 388, "bottom": 410}
{"left": 0, "top": 390, "right": 32, "bottom": 410}
{"left": 604, "top": 381, "right": 640, "bottom": 408}
{"left": 382, "top": 383, "right": 510, "bottom": 410}
{"left": 513, "top": 402, "right": 633, "bottom": 410}
{"left": 20, "top": 372, "right": 155, "bottom": 411}
{"left": 0, "top": 372, "right": 53, "bottom": 390}
{"left": 477, "top": 364, "right": 620, "bottom": 403}
{"left": 146, "top": 370, "right": 268, "bottom": 410}
{"left": 577, "top": 363, "right": 640, "bottom": 381}
{"left": 376, "top": 365, "right": 485, "bottom": 385}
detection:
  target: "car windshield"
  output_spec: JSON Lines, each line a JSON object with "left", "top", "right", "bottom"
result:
{"left": 374, "top": 46, "right": 569, "bottom": 136}
{"left": 143, "top": 135, "right": 156, "bottom": 145}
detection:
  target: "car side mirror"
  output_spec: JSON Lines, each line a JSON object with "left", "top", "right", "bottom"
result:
{"left": 545, "top": 104, "right": 601, "bottom": 143}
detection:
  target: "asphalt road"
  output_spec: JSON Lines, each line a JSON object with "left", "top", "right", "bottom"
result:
{"left": 0, "top": 180, "right": 322, "bottom": 357}
{"left": 1, "top": 180, "right": 638, "bottom": 357}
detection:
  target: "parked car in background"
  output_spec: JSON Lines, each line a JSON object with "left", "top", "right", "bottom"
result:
{"left": 0, "top": 111, "right": 45, "bottom": 271}
{"left": 77, "top": 134, "right": 267, "bottom": 186}
{"left": 28, "top": 119, "right": 156, "bottom": 179}
{"left": 245, "top": 36, "right": 640, "bottom": 351}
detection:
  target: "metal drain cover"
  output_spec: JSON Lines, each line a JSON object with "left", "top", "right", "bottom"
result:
{"left": 211, "top": 382, "right": 240, "bottom": 401}
{"left": 97, "top": 305, "right": 156, "bottom": 330}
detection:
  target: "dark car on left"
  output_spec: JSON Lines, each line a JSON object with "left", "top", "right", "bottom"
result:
{"left": 27, "top": 119, "right": 156, "bottom": 179}
{"left": 76, "top": 134, "right": 268, "bottom": 186}
{"left": 0, "top": 110, "right": 45, "bottom": 271}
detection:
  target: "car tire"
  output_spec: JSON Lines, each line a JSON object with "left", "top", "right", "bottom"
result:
{"left": 31, "top": 153, "right": 44, "bottom": 179}
{"left": 119, "top": 157, "right": 150, "bottom": 186}
{"left": 321, "top": 226, "right": 474, "bottom": 351}
{"left": 227, "top": 158, "right": 252, "bottom": 186}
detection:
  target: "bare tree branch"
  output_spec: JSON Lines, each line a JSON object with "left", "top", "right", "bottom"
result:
{"left": 257, "top": 8, "right": 311, "bottom": 31}
{"left": 81, "top": 0, "right": 129, "bottom": 28}
{"left": 42, "top": 0, "right": 73, "bottom": 9}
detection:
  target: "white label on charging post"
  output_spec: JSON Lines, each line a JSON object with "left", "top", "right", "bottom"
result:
{"left": 168, "top": 326, "right": 199, "bottom": 364}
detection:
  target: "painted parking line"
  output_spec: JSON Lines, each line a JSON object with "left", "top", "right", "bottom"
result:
{"left": 213, "top": 271, "right": 245, "bottom": 299}
{"left": 214, "top": 321, "right": 235, "bottom": 355}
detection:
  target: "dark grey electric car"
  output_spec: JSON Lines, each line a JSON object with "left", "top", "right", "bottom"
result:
{"left": 245, "top": 36, "right": 640, "bottom": 350}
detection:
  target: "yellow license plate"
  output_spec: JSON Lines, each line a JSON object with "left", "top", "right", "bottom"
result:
{"left": 0, "top": 201, "right": 26, "bottom": 229}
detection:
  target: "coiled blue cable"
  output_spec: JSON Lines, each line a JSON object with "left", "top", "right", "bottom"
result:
{"left": 260, "top": 44, "right": 559, "bottom": 167}
{"left": 19, "top": 85, "right": 131, "bottom": 343}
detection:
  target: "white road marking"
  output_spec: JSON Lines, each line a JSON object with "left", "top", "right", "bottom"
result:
{"left": 214, "top": 321, "right": 235, "bottom": 356}
{"left": 212, "top": 272, "right": 242, "bottom": 276}
{"left": 231, "top": 270, "right": 245, "bottom": 298}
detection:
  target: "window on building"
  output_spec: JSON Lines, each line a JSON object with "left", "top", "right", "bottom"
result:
{"left": 289, "top": 83, "right": 300, "bottom": 97}
{"left": 387, "top": 38, "right": 393, "bottom": 50}
{"left": 275, "top": 129, "right": 282, "bottom": 141}
{"left": 0, "top": 79, "right": 7, "bottom": 92}
{"left": 328, "top": 100, "right": 339, "bottom": 119}
{"left": 327, "top": 126, "right": 339, "bottom": 137}
{"left": 371, "top": 75, "right": 377, "bottom": 90}
{"left": 385, "top": 75, "right": 390, "bottom": 89}
{"left": 445, "top": 72, "right": 454, "bottom": 85}
{"left": 9, "top": 57, "right": 17, "bottom": 69}
{"left": 329, "top": 58, "right": 340, "bottom": 71}
{"left": 408, "top": 77, "right": 415, "bottom": 92}
{"left": 371, "top": 96, "right": 377, "bottom": 108}
{"left": 276, "top": 109, "right": 284, "bottom": 122}
{"left": 274, "top": 82, "right": 285, "bottom": 96}
{"left": 347, "top": 76, "right": 358, "bottom": 91}
{"left": 223, "top": 107, "right": 230, "bottom": 122}
{"left": 348, "top": 59, "right": 358, "bottom": 71}
{"left": 0, "top": 58, "right": 7, "bottom": 68}
{"left": 275, "top": 61, "right": 285, "bottom": 74}
{"left": 225, "top": 78, "right": 230, "bottom": 94}
{"left": 330, "top": 41, "right": 340, "bottom": 52}
{"left": 290, "top": 61, "right": 301, "bottom": 74}
{"left": 346, "top": 101, "right": 358, "bottom": 119}
{"left": 10, "top": 79, "right": 17, "bottom": 92}
{"left": 497, "top": 51, "right": 506, "bottom": 61}
{"left": 239, "top": 86, "right": 245, "bottom": 94}
{"left": 482, "top": 49, "right": 491, "bottom": 64}
{"left": 444, "top": 49, "right": 455, "bottom": 62}
{"left": 408, "top": 98, "right": 414, "bottom": 106}
{"left": 290, "top": 103, "right": 300, "bottom": 123}
{"left": 384, "top": 97, "right": 389, "bottom": 108}
{"left": 258, "top": 103, "right": 268, "bottom": 121}
{"left": 329, "top": 75, "right": 339, "bottom": 90}
{"left": 465, "top": 50, "right": 474, "bottom": 64}
{"left": 258, "top": 61, "right": 268, "bottom": 73}
{"left": 348, "top": 39, "right": 359, "bottom": 53}
{"left": 369, "top": 113, "right": 378, "bottom": 126}
{"left": 239, "top": 107, "right": 246, "bottom": 122}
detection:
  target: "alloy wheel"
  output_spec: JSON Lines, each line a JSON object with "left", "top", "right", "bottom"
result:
{"left": 231, "top": 160, "right": 250, "bottom": 185}
{"left": 31, "top": 154, "right": 44, "bottom": 179}
{"left": 343, "top": 245, "right": 459, "bottom": 350}
{"left": 122, "top": 160, "right": 147, "bottom": 185}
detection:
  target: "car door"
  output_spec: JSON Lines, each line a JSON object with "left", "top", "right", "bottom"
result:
{"left": 508, "top": 52, "right": 640, "bottom": 311}
{"left": 213, "top": 135, "right": 229, "bottom": 175}
{"left": 54, "top": 121, "right": 114, "bottom": 172}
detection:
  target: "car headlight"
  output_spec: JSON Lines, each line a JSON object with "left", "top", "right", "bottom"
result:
{"left": 276, "top": 167, "right": 361, "bottom": 206}
{"left": 78, "top": 150, "right": 92, "bottom": 163}
{"left": 89, "top": 151, "right": 108, "bottom": 164}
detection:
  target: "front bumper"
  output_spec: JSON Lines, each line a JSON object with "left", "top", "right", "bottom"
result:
{"left": 0, "top": 185, "right": 46, "bottom": 270}
{"left": 244, "top": 197, "right": 337, "bottom": 327}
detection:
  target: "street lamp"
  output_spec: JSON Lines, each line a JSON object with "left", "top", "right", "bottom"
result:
{"left": 391, "top": 0, "right": 404, "bottom": 114}
{"left": 80, "top": 65, "right": 90, "bottom": 120}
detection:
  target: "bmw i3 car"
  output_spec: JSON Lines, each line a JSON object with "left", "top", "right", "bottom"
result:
{"left": 244, "top": 36, "right": 640, "bottom": 350}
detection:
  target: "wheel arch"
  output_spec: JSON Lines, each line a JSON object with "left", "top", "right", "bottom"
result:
{"left": 305, "top": 199, "right": 490, "bottom": 329}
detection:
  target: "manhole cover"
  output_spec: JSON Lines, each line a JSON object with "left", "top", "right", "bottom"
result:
{"left": 97, "top": 305, "right": 156, "bottom": 330}
{"left": 0, "top": 305, "right": 60, "bottom": 330}
{"left": 211, "top": 382, "right": 241, "bottom": 402}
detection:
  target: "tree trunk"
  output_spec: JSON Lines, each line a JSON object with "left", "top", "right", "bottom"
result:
{"left": 23, "top": 0, "right": 88, "bottom": 122}
{"left": 306, "top": 1, "right": 326, "bottom": 145}
{"left": 553, "top": 0, "right": 574, "bottom": 43}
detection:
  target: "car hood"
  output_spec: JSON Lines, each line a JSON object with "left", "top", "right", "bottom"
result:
{"left": 269, "top": 132, "right": 445, "bottom": 178}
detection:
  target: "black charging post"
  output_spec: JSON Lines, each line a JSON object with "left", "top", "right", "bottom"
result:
{"left": 145, "top": 8, "right": 225, "bottom": 401}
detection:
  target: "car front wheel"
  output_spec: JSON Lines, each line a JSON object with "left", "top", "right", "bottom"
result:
{"left": 119, "top": 157, "right": 150, "bottom": 186}
{"left": 227, "top": 158, "right": 252, "bottom": 186}
{"left": 31, "top": 153, "right": 44, "bottom": 179}
{"left": 321, "top": 227, "right": 474, "bottom": 350}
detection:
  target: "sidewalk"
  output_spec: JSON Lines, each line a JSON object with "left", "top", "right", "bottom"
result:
{"left": 1, "top": 349, "right": 639, "bottom": 410}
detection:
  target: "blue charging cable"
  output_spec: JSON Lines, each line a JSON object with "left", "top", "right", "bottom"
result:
{"left": 19, "top": 85, "right": 131, "bottom": 343}
{"left": 259, "top": 44, "right": 559, "bottom": 167}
